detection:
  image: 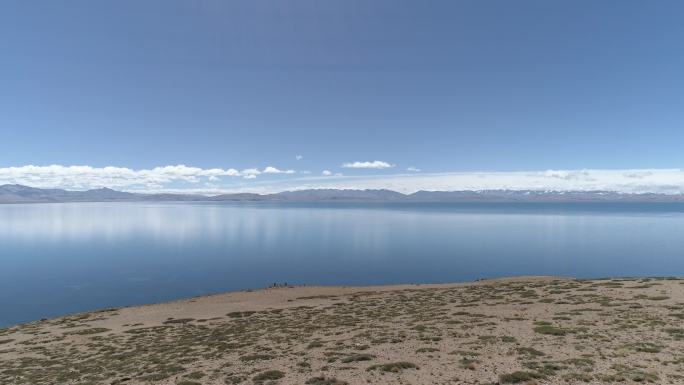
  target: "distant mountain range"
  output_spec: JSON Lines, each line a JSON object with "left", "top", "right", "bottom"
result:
{"left": 2, "top": 184, "right": 684, "bottom": 203}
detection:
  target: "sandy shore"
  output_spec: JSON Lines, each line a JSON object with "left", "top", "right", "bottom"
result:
{"left": 1, "top": 276, "right": 683, "bottom": 384}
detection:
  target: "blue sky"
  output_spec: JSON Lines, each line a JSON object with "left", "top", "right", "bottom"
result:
{"left": 1, "top": 1, "right": 684, "bottom": 193}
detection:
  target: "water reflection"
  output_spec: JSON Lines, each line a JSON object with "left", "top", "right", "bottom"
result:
{"left": 1, "top": 202, "right": 684, "bottom": 326}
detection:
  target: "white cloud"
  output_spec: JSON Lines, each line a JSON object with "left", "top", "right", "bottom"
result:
{"left": 296, "top": 169, "right": 684, "bottom": 194}
{"left": 263, "top": 166, "right": 295, "bottom": 174}
{"left": 0, "top": 164, "right": 296, "bottom": 189}
{"left": 341, "top": 160, "right": 395, "bottom": 169}
{"left": 3, "top": 165, "right": 684, "bottom": 195}
{"left": 406, "top": 167, "right": 421, "bottom": 172}
{"left": 241, "top": 168, "right": 261, "bottom": 179}
{"left": 296, "top": 155, "right": 303, "bottom": 161}
{"left": 0, "top": 164, "right": 243, "bottom": 189}
{"left": 225, "top": 168, "right": 684, "bottom": 195}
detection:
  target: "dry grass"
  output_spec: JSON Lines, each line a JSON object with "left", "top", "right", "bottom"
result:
{"left": 1, "top": 276, "right": 683, "bottom": 384}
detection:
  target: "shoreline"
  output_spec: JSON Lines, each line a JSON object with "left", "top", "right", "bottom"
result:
{"left": 2, "top": 275, "right": 683, "bottom": 384}
{"left": 2, "top": 276, "right": 571, "bottom": 329}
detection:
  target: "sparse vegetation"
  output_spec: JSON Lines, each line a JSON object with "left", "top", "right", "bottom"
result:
{"left": 252, "top": 370, "right": 285, "bottom": 383}
{"left": 499, "top": 371, "right": 544, "bottom": 383}
{"left": 340, "top": 353, "right": 374, "bottom": 363}
{"left": 533, "top": 324, "right": 567, "bottom": 336}
{"left": 1, "top": 277, "right": 682, "bottom": 385}
{"left": 305, "top": 376, "right": 348, "bottom": 385}
{"left": 367, "top": 361, "right": 418, "bottom": 372}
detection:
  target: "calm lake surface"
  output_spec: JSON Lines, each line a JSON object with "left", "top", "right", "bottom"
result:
{"left": 2, "top": 202, "right": 684, "bottom": 326}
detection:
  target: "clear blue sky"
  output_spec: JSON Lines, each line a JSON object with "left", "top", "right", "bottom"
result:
{"left": 1, "top": 1, "right": 683, "bottom": 178}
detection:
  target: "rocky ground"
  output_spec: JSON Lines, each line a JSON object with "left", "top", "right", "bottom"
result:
{"left": 1, "top": 276, "right": 683, "bottom": 385}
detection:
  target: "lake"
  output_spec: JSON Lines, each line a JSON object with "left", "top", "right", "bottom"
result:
{"left": 2, "top": 201, "right": 684, "bottom": 327}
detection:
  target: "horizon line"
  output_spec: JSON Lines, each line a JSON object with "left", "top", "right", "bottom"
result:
{"left": 2, "top": 165, "right": 684, "bottom": 195}
{"left": 4, "top": 183, "right": 684, "bottom": 198}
